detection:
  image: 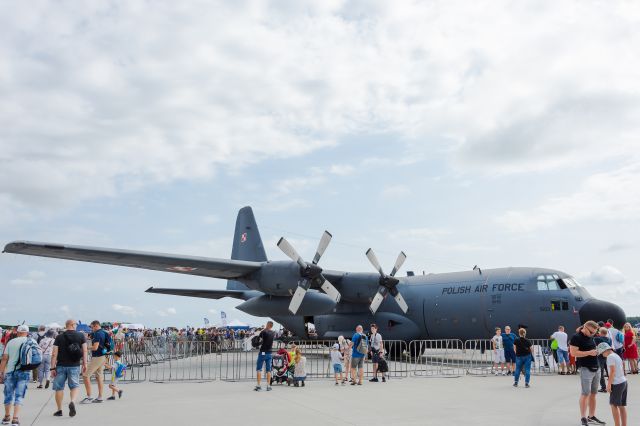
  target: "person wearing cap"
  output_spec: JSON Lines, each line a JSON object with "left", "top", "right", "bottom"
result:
{"left": 570, "top": 320, "right": 606, "bottom": 426}
{"left": 0, "top": 325, "right": 31, "bottom": 426}
{"left": 330, "top": 343, "right": 344, "bottom": 385}
{"left": 594, "top": 327, "right": 613, "bottom": 393}
{"left": 597, "top": 342, "right": 628, "bottom": 426}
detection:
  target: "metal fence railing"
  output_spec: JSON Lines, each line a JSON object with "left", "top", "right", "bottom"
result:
{"left": 85, "top": 337, "right": 581, "bottom": 383}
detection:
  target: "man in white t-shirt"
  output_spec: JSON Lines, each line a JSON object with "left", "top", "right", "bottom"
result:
{"left": 607, "top": 321, "right": 625, "bottom": 358}
{"left": 368, "top": 324, "right": 385, "bottom": 383}
{"left": 598, "top": 342, "right": 628, "bottom": 426}
{"left": 551, "top": 325, "right": 569, "bottom": 374}
{"left": 0, "top": 325, "right": 30, "bottom": 426}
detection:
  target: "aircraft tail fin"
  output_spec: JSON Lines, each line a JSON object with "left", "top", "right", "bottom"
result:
{"left": 227, "top": 206, "right": 266, "bottom": 291}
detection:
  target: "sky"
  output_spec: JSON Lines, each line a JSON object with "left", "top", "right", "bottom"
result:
{"left": 1, "top": 0, "right": 639, "bottom": 328}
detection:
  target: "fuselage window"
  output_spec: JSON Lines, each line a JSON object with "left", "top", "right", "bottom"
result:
{"left": 492, "top": 294, "right": 502, "bottom": 304}
{"left": 551, "top": 300, "right": 561, "bottom": 311}
{"left": 562, "top": 301, "right": 569, "bottom": 311}
{"left": 538, "top": 280, "right": 548, "bottom": 291}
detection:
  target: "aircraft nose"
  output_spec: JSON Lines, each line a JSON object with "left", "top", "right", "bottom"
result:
{"left": 579, "top": 299, "right": 626, "bottom": 328}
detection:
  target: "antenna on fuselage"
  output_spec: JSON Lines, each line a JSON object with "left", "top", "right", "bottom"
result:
{"left": 473, "top": 265, "right": 482, "bottom": 275}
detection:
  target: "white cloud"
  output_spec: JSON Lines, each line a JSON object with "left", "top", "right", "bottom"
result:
{"left": 156, "top": 307, "right": 177, "bottom": 317}
{"left": 381, "top": 184, "right": 411, "bottom": 200}
{"left": 329, "top": 164, "right": 355, "bottom": 176}
{"left": 581, "top": 266, "right": 627, "bottom": 286}
{"left": 10, "top": 270, "right": 46, "bottom": 286}
{"left": 166, "top": 307, "right": 177, "bottom": 315}
{"left": 1, "top": 1, "right": 637, "bottom": 224}
{"left": 60, "top": 305, "right": 71, "bottom": 317}
{"left": 202, "top": 214, "right": 219, "bottom": 225}
{"left": 497, "top": 164, "right": 640, "bottom": 232}
{"left": 112, "top": 304, "right": 141, "bottom": 318}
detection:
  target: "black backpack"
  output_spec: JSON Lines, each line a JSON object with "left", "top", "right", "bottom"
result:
{"left": 251, "top": 335, "right": 262, "bottom": 349}
{"left": 378, "top": 357, "right": 389, "bottom": 373}
{"left": 63, "top": 333, "right": 83, "bottom": 362}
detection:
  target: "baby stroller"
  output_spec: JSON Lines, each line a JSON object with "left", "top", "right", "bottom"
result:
{"left": 270, "top": 349, "right": 293, "bottom": 386}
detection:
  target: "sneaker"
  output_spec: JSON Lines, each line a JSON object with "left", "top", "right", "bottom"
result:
{"left": 80, "top": 397, "right": 93, "bottom": 404}
{"left": 382, "top": 377, "right": 386, "bottom": 382}
{"left": 53, "top": 411, "right": 62, "bottom": 417}
{"left": 254, "top": 386, "right": 261, "bottom": 391}
{"left": 513, "top": 382, "right": 518, "bottom": 387}
{"left": 494, "top": 371, "right": 500, "bottom": 376}
{"left": 581, "top": 418, "right": 589, "bottom": 426}
{"left": 350, "top": 381, "right": 356, "bottom": 386}
{"left": 45, "top": 380, "right": 50, "bottom": 389}
{"left": 357, "top": 382, "right": 362, "bottom": 385}
{"left": 598, "top": 388, "right": 607, "bottom": 393}
{"left": 69, "top": 402, "right": 76, "bottom": 418}
{"left": 92, "top": 398, "right": 103, "bottom": 403}
{"left": 10, "top": 419, "right": 18, "bottom": 426}
{"left": 369, "top": 378, "right": 379, "bottom": 382}
{"left": 587, "top": 416, "right": 605, "bottom": 425}
{"left": 301, "top": 382, "right": 305, "bottom": 387}
{"left": 502, "top": 371, "right": 507, "bottom": 376}
{"left": 2, "top": 416, "right": 10, "bottom": 425}
{"left": 37, "top": 385, "right": 43, "bottom": 389}
{"left": 335, "top": 382, "right": 339, "bottom": 386}
{"left": 118, "top": 390, "right": 123, "bottom": 399}
{"left": 107, "top": 396, "right": 116, "bottom": 401}
{"left": 525, "top": 383, "right": 530, "bottom": 388}
{"left": 266, "top": 386, "right": 272, "bottom": 391}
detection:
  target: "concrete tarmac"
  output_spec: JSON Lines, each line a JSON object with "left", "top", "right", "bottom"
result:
{"left": 13, "top": 374, "right": 637, "bottom": 426}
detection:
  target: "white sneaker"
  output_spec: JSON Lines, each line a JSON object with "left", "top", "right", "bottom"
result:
{"left": 80, "top": 397, "right": 93, "bottom": 404}
{"left": 502, "top": 371, "right": 507, "bottom": 376}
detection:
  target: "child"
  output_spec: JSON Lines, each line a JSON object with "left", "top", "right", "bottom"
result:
{"left": 598, "top": 342, "right": 628, "bottom": 426}
{"left": 492, "top": 327, "right": 506, "bottom": 375}
{"left": 330, "top": 343, "right": 344, "bottom": 385}
{"left": 104, "top": 351, "right": 126, "bottom": 400}
{"left": 293, "top": 348, "right": 306, "bottom": 387}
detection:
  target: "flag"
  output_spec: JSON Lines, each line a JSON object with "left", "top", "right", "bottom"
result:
{"left": 221, "top": 311, "right": 228, "bottom": 327}
{"left": 204, "top": 318, "right": 209, "bottom": 325}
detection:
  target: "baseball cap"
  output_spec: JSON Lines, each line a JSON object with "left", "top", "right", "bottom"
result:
{"left": 17, "top": 325, "right": 29, "bottom": 333}
{"left": 333, "top": 343, "right": 339, "bottom": 350}
{"left": 605, "top": 322, "right": 612, "bottom": 328}
{"left": 597, "top": 342, "right": 612, "bottom": 355}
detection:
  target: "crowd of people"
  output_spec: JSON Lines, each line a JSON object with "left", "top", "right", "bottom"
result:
{"left": 0, "top": 318, "right": 636, "bottom": 425}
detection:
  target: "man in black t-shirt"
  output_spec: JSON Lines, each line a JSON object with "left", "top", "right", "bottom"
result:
{"left": 51, "top": 319, "right": 87, "bottom": 418}
{"left": 254, "top": 321, "right": 275, "bottom": 392}
{"left": 570, "top": 320, "right": 606, "bottom": 426}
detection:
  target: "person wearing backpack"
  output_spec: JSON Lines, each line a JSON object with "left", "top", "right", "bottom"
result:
{"left": 81, "top": 321, "right": 109, "bottom": 404}
{"left": 606, "top": 320, "right": 625, "bottom": 360}
{"left": 350, "top": 325, "right": 368, "bottom": 386}
{"left": 50, "top": 319, "right": 87, "bottom": 418}
{"left": 0, "top": 325, "right": 31, "bottom": 426}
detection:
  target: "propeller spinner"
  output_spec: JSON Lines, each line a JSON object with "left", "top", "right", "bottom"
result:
{"left": 365, "top": 248, "right": 409, "bottom": 315}
{"left": 277, "top": 231, "right": 341, "bottom": 314}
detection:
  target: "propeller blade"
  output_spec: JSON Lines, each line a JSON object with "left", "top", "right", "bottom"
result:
{"left": 320, "top": 279, "right": 341, "bottom": 303}
{"left": 288, "top": 278, "right": 311, "bottom": 314}
{"left": 369, "top": 289, "right": 386, "bottom": 315}
{"left": 365, "top": 248, "right": 385, "bottom": 277}
{"left": 393, "top": 291, "right": 409, "bottom": 313}
{"left": 390, "top": 251, "right": 407, "bottom": 277}
{"left": 312, "top": 231, "right": 332, "bottom": 265}
{"left": 277, "top": 237, "right": 307, "bottom": 269}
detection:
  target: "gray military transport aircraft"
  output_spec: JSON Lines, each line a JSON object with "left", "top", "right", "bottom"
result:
{"left": 3, "top": 206, "right": 626, "bottom": 346}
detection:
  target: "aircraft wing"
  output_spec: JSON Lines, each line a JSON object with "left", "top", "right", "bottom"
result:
{"left": 3, "top": 241, "right": 262, "bottom": 280}
{"left": 145, "top": 287, "right": 260, "bottom": 300}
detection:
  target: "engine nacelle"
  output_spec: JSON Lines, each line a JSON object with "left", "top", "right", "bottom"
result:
{"left": 236, "top": 292, "right": 337, "bottom": 316}
{"left": 335, "top": 272, "right": 380, "bottom": 303}
{"left": 251, "top": 260, "right": 304, "bottom": 296}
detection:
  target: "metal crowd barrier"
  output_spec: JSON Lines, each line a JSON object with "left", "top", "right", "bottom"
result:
{"left": 91, "top": 337, "right": 568, "bottom": 383}
{"left": 464, "top": 339, "right": 558, "bottom": 376}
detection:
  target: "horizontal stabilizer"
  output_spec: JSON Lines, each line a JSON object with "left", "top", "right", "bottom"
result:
{"left": 145, "top": 287, "right": 254, "bottom": 300}
{"left": 4, "top": 241, "right": 262, "bottom": 280}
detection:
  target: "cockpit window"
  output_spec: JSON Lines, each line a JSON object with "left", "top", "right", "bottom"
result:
{"left": 537, "top": 274, "right": 563, "bottom": 291}
{"left": 563, "top": 277, "right": 578, "bottom": 289}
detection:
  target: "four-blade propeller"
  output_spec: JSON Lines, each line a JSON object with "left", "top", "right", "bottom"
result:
{"left": 365, "top": 248, "right": 409, "bottom": 314}
{"left": 277, "top": 231, "right": 341, "bottom": 314}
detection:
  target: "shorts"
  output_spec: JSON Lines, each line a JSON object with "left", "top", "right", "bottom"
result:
{"left": 504, "top": 349, "right": 516, "bottom": 363}
{"left": 333, "top": 363, "right": 343, "bottom": 373}
{"left": 52, "top": 366, "right": 81, "bottom": 391}
{"left": 3, "top": 371, "right": 30, "bottom": 406}
{"left": 256, "top": 352, "right": 272, "bottom": 372}
{"left": 351, "top": 356, "right": 364, "bottom": 369}
{"left": 84, "top": 356, "right": 105, "bottom": 379}
{"left": 493, "top": 349, "right": 505, "bottom": 363}
{"left": 110, "top": 374, "right": 120, "bottom": 385}
{"left": 556, "top": 349, "right": 569, "bottom": 364}
{"left": 371, "top": 350, "right": 382, "bottom": 364}
{"left": 610, "top": 381, "right": 628, "bottom": 406}
{"left": 579, "top": 367, "right": 599, "bottom": 395}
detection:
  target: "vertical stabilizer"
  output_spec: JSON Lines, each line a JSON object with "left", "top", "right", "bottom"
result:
{"left": 227, "top": 206, "right": 266, "bottom": 291}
